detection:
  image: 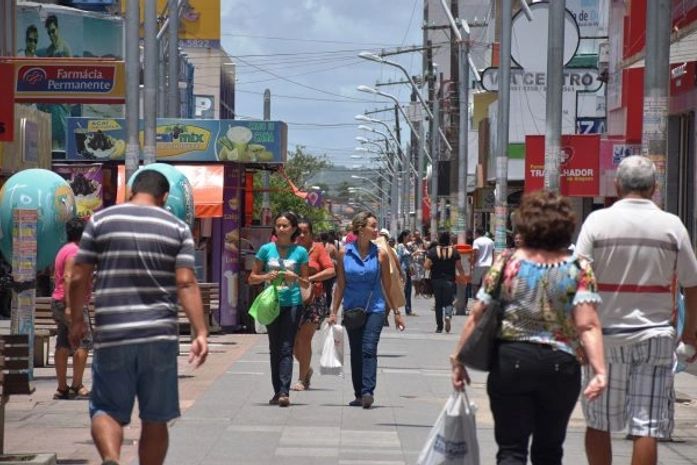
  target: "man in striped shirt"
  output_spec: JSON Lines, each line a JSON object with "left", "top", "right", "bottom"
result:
{"left": 69, "top": 169, "right": 208, "bottom": 465}
{"left": 576, "top": 155, "right": 697, "bottom": 465}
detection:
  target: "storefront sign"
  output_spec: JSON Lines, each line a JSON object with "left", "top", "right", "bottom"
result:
{"left": 220, "top": 164, "right": 242, "bottom": 328}
{"left": 0, "top": 62, "right": 14, "bottom": 142}
{"left": 66, "top": 118, "right": 288, "bottom": 163}
{"left": 598, "top": 138, "right": 641, "bottom": 197}
{"left": 54, "top": 164, "right": 104, "bottom": 218}
{"left": 670, "top": 61, "right": 696, "bottom": 96}
{"left": 525, "top": 134, "right": 600, "bottom": 197}
{"left": 13, "top": 60, "right": 125, "bottom": 104}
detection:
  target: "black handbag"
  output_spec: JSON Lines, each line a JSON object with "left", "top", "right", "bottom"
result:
{"left": 456, "top": 252, "right": 511, "bottom": 371}
{"left": 342, "top": 254, "right": 380, "bottom": 330}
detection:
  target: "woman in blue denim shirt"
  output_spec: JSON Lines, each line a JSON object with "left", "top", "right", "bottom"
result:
{"left": 328, "top": 212, "right": 405, "bottom": 408}
{"left": 249, "top": 211, "right": 309, "bottom": 408}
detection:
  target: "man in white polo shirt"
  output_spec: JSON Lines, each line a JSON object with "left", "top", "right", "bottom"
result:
{"left": 576, "top": 155, "right": 697, "bottom": 465}
{"left": 472, "top": 228, "right": 494, "bottom": 297}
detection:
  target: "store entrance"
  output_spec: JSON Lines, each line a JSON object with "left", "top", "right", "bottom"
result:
{"left": 667, "top": 112, "right": 696, "bottom": 245}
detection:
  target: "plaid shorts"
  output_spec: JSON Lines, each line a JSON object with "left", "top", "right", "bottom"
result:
{"left": 582, "top": 336, "right": 675, "bottom": 439}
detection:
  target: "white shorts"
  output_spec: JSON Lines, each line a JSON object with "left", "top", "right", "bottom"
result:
{"left": 582, "top": 337, "right": 675, "bottom": 439}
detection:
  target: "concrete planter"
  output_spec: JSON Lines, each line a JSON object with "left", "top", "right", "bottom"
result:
{"left": 0, "top": 454, "right": 57, "bottom": 465}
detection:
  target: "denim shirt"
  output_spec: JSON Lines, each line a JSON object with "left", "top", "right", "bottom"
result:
{"left": 342, "top": 242, "right": 385, "bottom": 313}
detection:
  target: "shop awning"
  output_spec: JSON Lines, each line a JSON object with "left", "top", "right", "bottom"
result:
{"left": 117, "top": 164, "right": 224, "bottom": 218}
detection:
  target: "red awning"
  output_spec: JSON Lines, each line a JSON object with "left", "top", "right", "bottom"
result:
{"left": 117, "top": 164, "right": 224, "bottom": 218}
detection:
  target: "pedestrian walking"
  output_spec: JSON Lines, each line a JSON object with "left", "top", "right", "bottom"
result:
{"left": 292, "top": 218, "right": 335, "bottom": 391}
{"left": 375, "top": 229, "right": 406, "bottom": 320}
{"left": 424, "top": 231, "right": 467, "bottom": 333}
{"left": 68, "top": 170, "right": 209, "bottom": 465}
{"left": 51, "top": 217, "right": 92, "bottom": 400}
{"left": 320, "top": 230, "right": 339, "bottom": 309}
{"left": 396, "top": 230, "right": 414, "bottom": 315}
{"left": 576, "top": 155, "right": 697, "bottom": 465}
{"left": 328, "top": 212, "right": 405, "bottom": 409}
{"left": 249, "top": 211, "right": 309, "bottom": 407}
{"left": 451, "top": 190, "right": 607, "bottom": 465}
{"left": 472, "top": 227, "right": 495, "bottom": 296}
{"left": 409, "top": 232, "right": 427, "bottom": 297}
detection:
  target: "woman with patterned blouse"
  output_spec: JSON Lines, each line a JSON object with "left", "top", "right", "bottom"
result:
{"left": 450, "top": 191, "right": 607, "bottom": 465}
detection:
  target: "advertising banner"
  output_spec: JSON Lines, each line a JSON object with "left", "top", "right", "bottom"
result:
{"left": 132, "top": 0, "right": 221, "bottom": 48}
{"left": 525, "top": 134, "right": 600, "bottom": 197}
{"left": 13, "top": 59, "right": 125, "bottom": 104}
{"left": 10, "top": 209, "right": 38, "bottom": 377}
{"left": 0, "top": 63, "right": 14, "bottom": 142}
{"left": 66, "top": 118, "right": 288, "bottom": 163}
{"left": 15, "top": 4, "right": 124, "bottom": 150}
{"left": 54, "top": 163, "right": 104, "bottom": 218}
{"left": 220, "top": 164, "right": 242, "bottom": 328}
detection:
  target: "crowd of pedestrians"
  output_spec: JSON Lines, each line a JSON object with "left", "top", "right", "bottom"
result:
{"left": 14, "top": 155, "right": 697, "bottom": 465}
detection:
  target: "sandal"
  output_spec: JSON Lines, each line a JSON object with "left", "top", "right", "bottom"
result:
{"left": 70, "top": 384, "right": 90, "bottom": 399}
{"left": 303, "top": 368, "right": 313, "bottom": 389}
{"left": 53, "top": 387, "right": 71, "bottom": 400}
{"left": 291, "top": 380, "right": 306, "bottom": 391}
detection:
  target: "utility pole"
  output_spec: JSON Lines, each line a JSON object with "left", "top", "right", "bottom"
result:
{"left": 125, "top": 0, "right": 140, "bottom": 183}
{"left": 495, "top": 0, "right": 512, "bottom": 252}
{"left": 0, "top": 0, "right": 15, "bottom": 56}
{"left": 143, "top": 0, "right": 157, "bottom": 165}
{"left": 430, "top": 79, "right": 440, "bottom": 238}
{"left": 544, "top": 0, "right": 565, "bottom": 193}
{"left": 416, "top": 115, "right": 426, "bottom": 235}
{"left": 158, "top": 39, "right": 166, "bottom": 117}
{"left": 410, "top": 88, "right": 419, "bottom": 232}
{"left": 261, "top": 89, "right": 272, "bottom": 226}
{"left": 167, "top": 0, "right": 179, "bottom": 117}
{"left": 642, "top": 0, "right": 671, "bottom": 209}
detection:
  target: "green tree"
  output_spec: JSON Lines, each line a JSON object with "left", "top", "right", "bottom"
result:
{"left": 254, "top": 146, "right": 336, "bottom": 231}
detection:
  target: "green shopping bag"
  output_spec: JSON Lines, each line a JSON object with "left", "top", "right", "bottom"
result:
{"left": 248, "top": 285, "right": 280, "bottom": 325}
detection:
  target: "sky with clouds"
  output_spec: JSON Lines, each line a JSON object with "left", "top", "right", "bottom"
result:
{"left": 220, "top": 0, "right": 428, "bottom": 168}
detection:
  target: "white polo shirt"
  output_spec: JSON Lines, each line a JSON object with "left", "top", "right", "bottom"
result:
{"left": 576, "top": 198, "right": 697, "bottom": 347}
{"left": 473, "top": 235, "right": 495, "bottom": 267}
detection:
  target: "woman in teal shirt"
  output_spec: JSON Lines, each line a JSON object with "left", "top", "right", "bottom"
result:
{"left": 249, "top": 211, "right": 309, "bottom": 407}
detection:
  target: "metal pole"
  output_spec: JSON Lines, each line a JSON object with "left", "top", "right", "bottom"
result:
{"left": 394, "top": 105, "right": 405, "bottom": 231}
{"left": 642, "top": 0, "right": 671, "bottom": 209}
{"left": 457, "top": 21, "right": 470, "bottom": 244}
{"left": 1, "top": 0, "right": 15, "bottom": 56}
{"left": 495, "top": 0, "right": 512, "bottom": 252}
{"left": 125, "top": 0, "right": 141, "bottom": 183}
{"left": 262, "top": 89, "right": 272, "bottom": 225}
{"left": 143, "top": 0, "right": 157, "bottom": 165}
{"left": 167, "top": 0, "right": 179, "bottom": 117}
{"left": 389, "top": 143, "right": 399, "bottom": 237}
{"left": 544, "top": 0, "right": 565, "bottom": 193}
{"left": 416, "top": 120, "right": 426, "bottom": 235}
{"left": 158, "top": 39, "right": 166, "bottom": 118}
{"left": 430, "top": 81, "right": 440, "bottom": 238}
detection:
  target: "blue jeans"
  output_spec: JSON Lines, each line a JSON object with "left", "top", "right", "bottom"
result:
{"left": 347, "top": 311, "right": 384, "bottom": 398}
{"left": 403, "top": 273, "right": 412, "bottom": 314}
{"left": 266, "top": 305, "right": 301, "bottom": 396}
{"left": 90, "top": 340, "right": 180, "bottom": 425}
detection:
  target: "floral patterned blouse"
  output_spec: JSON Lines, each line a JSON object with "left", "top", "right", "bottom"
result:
{"left": 476, "top": 251, "right": 601, "bottom": 358}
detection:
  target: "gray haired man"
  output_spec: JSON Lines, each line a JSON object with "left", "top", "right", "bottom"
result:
{"left": 576, "top": 155, "right": 697, "bottom": 465}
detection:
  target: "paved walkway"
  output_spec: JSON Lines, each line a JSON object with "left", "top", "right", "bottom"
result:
{"left": 4, "top": 295, "right": 697, "bottom": 464}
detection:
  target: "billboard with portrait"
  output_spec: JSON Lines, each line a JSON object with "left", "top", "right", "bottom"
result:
{"left": 15, "top": 3, "right": 123, "bottom": 151}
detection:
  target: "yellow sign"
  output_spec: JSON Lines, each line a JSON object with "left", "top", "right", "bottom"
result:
{"left": 129, "top": 0, "right": 221, "bottom": 47}
{"left": 139, "top": 123, "right": 212, "bottom": 158}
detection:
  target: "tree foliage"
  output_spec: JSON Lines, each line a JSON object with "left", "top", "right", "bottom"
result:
{"left": 254, "top": 146, "right": 336, "bottom": 232}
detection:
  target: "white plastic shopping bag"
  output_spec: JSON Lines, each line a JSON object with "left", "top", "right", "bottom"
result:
{"left": 319, "top": 323, "right": 344, "bottom": 376}
{"left": 254, "top": 318, "right": 267, "bottom": 334}
{"left": 417, "top": 390, "right": 480, "bottom": 465}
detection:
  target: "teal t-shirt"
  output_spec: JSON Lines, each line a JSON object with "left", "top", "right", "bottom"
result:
{"left": 255, "top": 242, "right": 309, "bottom": 307}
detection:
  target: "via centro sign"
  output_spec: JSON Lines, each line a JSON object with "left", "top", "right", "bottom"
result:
{"left": 481, "top": 68, "right": 601, "bottom": 93}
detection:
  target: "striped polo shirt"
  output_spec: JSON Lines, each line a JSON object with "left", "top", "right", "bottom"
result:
{"left": 75, "top": 203, "right": 196, "bottom": 349}
{"left": 576, "top": 198, "right": 697, "bottom": 347}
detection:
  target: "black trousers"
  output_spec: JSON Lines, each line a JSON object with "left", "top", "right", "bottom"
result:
{"left": 266, "top": 305, "right": 301, "bottom": 396}
{"left": 431, "top": 278, "right": 454, "bottom": 331}
{"left": 487, "top": 341, "right": 581, "bottom": 465}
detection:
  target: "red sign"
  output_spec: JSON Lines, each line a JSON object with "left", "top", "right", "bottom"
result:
{"left": 0, "top": 62, "right": 14, "bottom": 142}
{"left": 670, "top": 61, "right": 696, "bottom": 96}
{"left": 12, "top": 59, "right": 125, "bottom": 104}
{"left": 525, "top": 134, "right": 600, "bottom": 197}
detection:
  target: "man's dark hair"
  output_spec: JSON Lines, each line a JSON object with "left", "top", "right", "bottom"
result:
{"left": 66, "top": 217, "right": 86, "bottom": 242}
{"left": 45, "top": 15, "right": 58, "bottom": 29}
{"left": 131, "top": 170, "right": 170, "bottom": 198}
{"left": 475, "top": 227, "right": 485, "bottom": 237}
{"left": 25, "top": 24, "right": 38, "bottom": 40}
